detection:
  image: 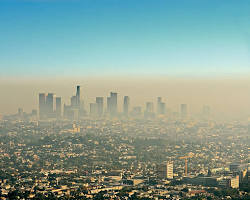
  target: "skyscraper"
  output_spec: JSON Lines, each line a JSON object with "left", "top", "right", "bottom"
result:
{"left": 56, "top": 97, "right": 62, "bottom": 118}
{"left": 123, "top": 96, "right": 130, "bottom": 116}
{"left": 71, "top": 96, "right": 77, "bottom": 107}
{"left": 46, "top": 93, "right": 54, "bottom": 117}
{"left": 76, "top": 85, "right": 81, "bottom": 107}
{"left": 157, "top": 97, "right": 165, "bottom": 115}
{"left": 39, "top": 93, "right": 46, "bottom": 119}
{"left": 107, "top": 97, "right": 111, "bottom": 114}
{"left": 96, "top": 97, "right": 104, "bottom": 117}
{"left": 107, "top": 92, "right": 118, "bottom": 116}
{"left": 144, "top": 102, "right": 155, "bottom": 119}
{"left": 64, "top": 86, "right": 83, "bottom": 120}
{"left": 110, "top": 92, "right": 117, "bottom": 115}
{"left": 146, "top": 102, "right": 154, "bottom": 113}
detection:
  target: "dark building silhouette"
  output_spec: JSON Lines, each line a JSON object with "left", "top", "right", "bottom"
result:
{"left": 157, "top": 97, "right": 165, "bottom": 115}
{"left": 146, "top": 102, "right": 154, "bottom": 113}
{"left": 110, "top": 92, "right": 117, "bottom": 115}
{"left": 71, "top": 96, "right": 77, "bottom": 107}
{"left": 56, "top": 97, "right": 62, "bottom": 118}
{"left": 76, "top": 85, "right": 81, "bottom": 108}
{"left": 107, "top": 97, "right": 111, "bottom": 114}
{"left": 107, "top": 92, "right": 118, "bottom": 116}
{"left": 145, "top": 102, "right": 155, "bottom": 119}
{"left": 96, "top": 97, "right": 104, "bottom": 117}
{"left": 46, "top": 93, "right": 54, "bottom": 118}
{"left": 157, "top": 161, "right": 174, "bottom": 179}
{"left": 39, "top": 93, "right": 58, "bottom": 119}
{"left": 39, "top": 93, "right": 46, "bottom": 119}
{"left": 64, "top": 86, "right": 84, "bottom": 120}
{"left": 123, "top": 96, "right": 130, "bottom": 116}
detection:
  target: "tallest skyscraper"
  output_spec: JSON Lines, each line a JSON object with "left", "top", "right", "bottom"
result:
{"left": 76, "top": 85, "right": 81, "bottom": 108}
{"left": 63, "top": 85, "right": 84, "bottom": 120}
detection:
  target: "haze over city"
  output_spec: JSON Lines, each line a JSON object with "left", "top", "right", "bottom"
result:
{"left": 0, "top": 0, "right": 249, "bottom": 199}
{"left": 2, "top": 77, "right": 250, "bottom": 120}
{"left": 1, "top": 0, "right": 250, "bottom": 120}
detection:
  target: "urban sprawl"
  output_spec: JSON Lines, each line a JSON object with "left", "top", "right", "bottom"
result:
{"left": 0, "top": 86, "right": 249, "bottom": 200}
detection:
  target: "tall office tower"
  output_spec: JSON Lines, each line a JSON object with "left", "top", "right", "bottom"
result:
{"left": 157, "top": 97, "right": 162, "bottom": 114}
{"left": 71, "top": 96, "right": 77, "bottom": 107}
{"left": 107, "top": 97, "right": 111, "bottom": 114}
{"left": 71, "top": 95, "right": 79, "bottom": 120}
{"left": 76, "top": 85, "right": 81, "bottom": 107}
{"left": 111, "top": 92, "right": 118, "bottom": 114}
{"left": 39, "top": 93, "right": 46, "bottom": 119}
{"left": 90, "top": 103, "right": 98, "bottom": 117}
{"left": 96, "top": 97, "right": 104, "bottom": 117}
{"left": 123, "top": 96, "right": 130, "bottom": 116}
{"left": 145, "top": 102, "right": 154, "bottom": 119}
{"left": 146, "top": 102, "right": 154, "bottom": 113}
{"left": 181, "top": 104, "right": 187, "bottom": 118}
{"left": 56, "top": 97, "right": 62, "bottom": 118}
{"left": 46, "top": 93, "right": 54, "bottom": 117}
{"left": 161, "top": 102, "right": 166, "bottom": 114}
{"left": 157, "top": 97, "right": 166, "bottom": 115}
{"left": 107, "top": 97, "right": 110, "bottom": 113}
{"left": 109, "top": 92, "right": 118, "bottom": 116}
{"left": 157, "top": 161, "right": 174, "bottom": 179}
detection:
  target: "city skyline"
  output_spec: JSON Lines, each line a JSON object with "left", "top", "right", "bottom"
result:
{"left": 2, "top": 77, "right": 250, "bottom": 120}
{"left": 1, "top": 0, "right": 250, "bottom": 119}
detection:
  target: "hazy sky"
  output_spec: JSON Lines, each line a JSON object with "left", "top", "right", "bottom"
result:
{"left": 0, "top": 0, "right": 250, "bottom": 77}
{"left": 1, "top": 77, "right": 250, "bottom": 121}
{"left": 1, "top": 0, "right": 250, "bottom": 118}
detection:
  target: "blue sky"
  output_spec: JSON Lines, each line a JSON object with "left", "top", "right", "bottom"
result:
{"left": 0, "top": 0, "right": 250, "bottom": 77}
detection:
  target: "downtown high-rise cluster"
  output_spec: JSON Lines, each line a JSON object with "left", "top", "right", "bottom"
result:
{"left": 38, "top": 85, "right": 211, "bottom": 121}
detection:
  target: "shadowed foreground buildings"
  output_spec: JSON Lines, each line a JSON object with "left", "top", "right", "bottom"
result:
{"left": 0, "top": 118, "right": 248, "bottom": 199}
{"left": 157, "top": 161, "right": 174, "bottom": 179}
